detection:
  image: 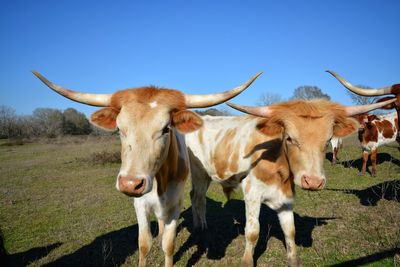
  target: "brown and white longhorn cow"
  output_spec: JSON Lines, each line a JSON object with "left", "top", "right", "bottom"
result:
{"left": 32, "top": 71, "right": 261, "bottom": 267}
{"left": 327, "top": 71, "right": 400, "bottom": 176}
{"left": 185, "top": 76, "right": 396, "bottom": 266}
{"left": 354, "top": 112, "right": 399, "bottom": 176}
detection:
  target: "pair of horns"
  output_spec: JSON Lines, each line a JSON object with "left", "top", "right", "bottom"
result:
{"left": 226, "top": 71, "right": 397, "bottom": 117}
{"left": 32, "top": 71, "right": 262, "bottom": 108}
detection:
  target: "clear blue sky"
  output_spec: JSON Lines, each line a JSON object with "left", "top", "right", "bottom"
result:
{"left": 1, "top": 0, "right": 399, "bottom": 117}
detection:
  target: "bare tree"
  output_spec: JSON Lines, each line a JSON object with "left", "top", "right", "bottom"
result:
{"left": 0, "top": 106, "right": 18, "bottom": 138}
{"left": 195, "top": 108, "right": 231, "bottom": 116}
{"left": 291, "top": 86, "right": 331, "bottom": 100}
{"left": 32, "top": 108, "right": 64, "bottom": 138}
{"left": 346, "top": 85, "right": 378, "bottom": 105}
{"left": 16, "top": 115, "right": 38, "bottom": 137}
{"left": 257, "top": 92, "right": 283, "bottom": 106}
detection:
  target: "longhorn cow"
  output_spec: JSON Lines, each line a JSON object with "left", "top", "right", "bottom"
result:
{"left": 185, "top": 73, "right": 397, "bottom": 266}
{"left": 33, "top": 71, "right": 261, "bottom": 267}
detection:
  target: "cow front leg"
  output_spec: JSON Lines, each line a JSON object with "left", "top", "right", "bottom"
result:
{"left": 370, "top": 149, "right": 377, "bottom": 176}
{"left": 158, "top": 219, "right": 165, "bottom": 238}
{"left": 359, "top": 151, "right": 369, "bottom": 176}
{"left": 277, "top": 206, "right": 302, "bottom": 267}
{"left": 134, "top": 200, "right": 152, "bottom": 267}
{"left": 161, "top": 218, "right": 178, "bottom": 267}
{"left": 242, "top": 192, "right": 261, "bottom": 267}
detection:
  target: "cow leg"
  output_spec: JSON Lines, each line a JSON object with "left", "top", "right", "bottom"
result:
{"left": 162, "top": 220, "right": 177, "bottom": 267}
{"left": 242, "top": 188, "right": 261, "bottom": 267}
{"left": 332, "top": 147, "right": 338, "bottom": 165}
{"left": 190, "top": 172, "right": 211, "bottom": 230}
{"left": 162, "top": 207, "right": 180, "bottom": 267}
{"left": 371, "top": 149, "right": 377, "bottom": 177}
{"left": 277, "top": 206, "right": 302, "bottom": 267}
{"left": 134, "top": 200, "right": 152, "bottom": 267}
{"left": 359, "top": 151, "right": 369, "bottom": 176}
{"left": 158, "top": 219, "right": 165, "bottom": 238}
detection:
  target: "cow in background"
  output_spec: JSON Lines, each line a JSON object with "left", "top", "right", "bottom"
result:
{"left": 185, "top": 73, "right": 396, "bottom": 266}
{"left": 327, "top": 71, "right": 400, "bottom": 176}
{"left": 353, "top": 112, "right": 398, "bottom": 176}
{"left": 33, "top": 70, "right": 261, "bottom": 267}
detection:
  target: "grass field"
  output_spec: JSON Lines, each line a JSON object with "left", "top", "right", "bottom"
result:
{"left": 0, "top": 135, "right": 399, "bottom": 266}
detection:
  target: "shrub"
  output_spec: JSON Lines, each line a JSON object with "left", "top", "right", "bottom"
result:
{"left": 0, "top": 139, "right": 25, "bottom": 146}
{"left": 90, "top": 151, "right": 121, "bottom": 165}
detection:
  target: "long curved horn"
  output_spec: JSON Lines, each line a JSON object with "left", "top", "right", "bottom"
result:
{"left": 326, "top": 70, "right": 396, "bottom": 96}
{"left": 184, "top": 72, "right": 262, "bottom": 108}
{"left": 226, "top": 102, "right": 273, "bottom": 117}
{"left": 32, "top": 71, "right": 112, "bottom": 107}
{"left": 345, "top": 98, "right": 396, "bottom": 116}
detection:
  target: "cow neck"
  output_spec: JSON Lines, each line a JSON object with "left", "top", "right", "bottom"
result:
{"left": 155, "top": 130, "right": 188, "bottom": 196}
{"left": 249, "top": 129, "right": 294, "bottom": 198}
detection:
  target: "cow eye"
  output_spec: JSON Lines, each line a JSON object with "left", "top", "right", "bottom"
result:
{"left": 326, "top": 137, "right": 332, "bottom": 145}
{"left": 161, "top": 124, "right": 171, "bottom": 135}
{"left": 286, "top": 136, "right": 300, "bottom": 147}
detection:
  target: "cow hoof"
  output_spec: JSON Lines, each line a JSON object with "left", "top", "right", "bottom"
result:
{"left": 241, "top": 257, "right": 253, "bottom": 267}
{"left": 357, "top": 172, "right": 364, "bottom": 176}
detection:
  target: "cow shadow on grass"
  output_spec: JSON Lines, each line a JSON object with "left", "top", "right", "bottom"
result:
{"left": 1, "top": 227, "right": 62, "bottom": 267}
{"left": 328, "top": 247, "right": 400, "bottom": 267}
{"left": 328, "top": 179, "right": 400, "bottom": 206}
{"left": 41, "top": 224, "right": 148, "bottom": 267}
{"left": 4, "top": 242, "right": 62, "bottom": 267}
{"left": 326, "top": 152, "right": 400, "bottom": 175}
{"left": 15, "top": 198, "right": 335, "bottom": 267}
{"left": 174, "top": 197, "right": 336, "bottom": 267}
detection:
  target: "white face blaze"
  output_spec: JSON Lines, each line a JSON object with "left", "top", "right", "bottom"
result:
{"left": 116, "top": 104, "right": 172, "bottom": 195}
{"left": 149, "top": 101, "right": 158, "bottom": 108}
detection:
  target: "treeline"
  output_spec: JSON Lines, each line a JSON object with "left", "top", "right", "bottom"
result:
{"left": 0, "top": 106, "right": 230, "bottom": 139}
{"left": 0, "top": 106, "right": 96, "bottom": 138}
{"left": 1, "top": 85, "right": 371, "bottom": 139}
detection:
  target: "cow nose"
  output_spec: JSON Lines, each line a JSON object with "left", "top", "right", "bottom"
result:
{"left": 118, "top": 176, "right": 147, "bottom": 197}
{"left": 301, "top": 175, "right": 325, "bottom": 190}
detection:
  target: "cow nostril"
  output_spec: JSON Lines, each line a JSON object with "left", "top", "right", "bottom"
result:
{"left": 135, "top": 179, "right": 145, "bottom": 190}
{"left": 318, "top": 179, "right": 326, "bottom": 189}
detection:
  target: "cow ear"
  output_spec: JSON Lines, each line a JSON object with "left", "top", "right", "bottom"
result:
{"left": 333, "top": 117, "right": 358, "bottom": 137}
{"left": 172, "top": 110, "right": 203, "bottom": 133}
{"left": 368, "top": 115, "right": 378, "bottom": 122}
{"left": 90, "top": 107, "right": 119, "bottom": 131}
{"left": 256, "top": 117, "right": 284, "bottom": 136}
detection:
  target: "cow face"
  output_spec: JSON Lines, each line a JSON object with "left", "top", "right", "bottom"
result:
{"left": 90, "top": 89, "right": 203, "bottom": 197}
{"left": 246, "top": 100, "right": 359, "bottom": 190}
{"left": 353, "top": 114, "right": 378, "bottom": 145}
